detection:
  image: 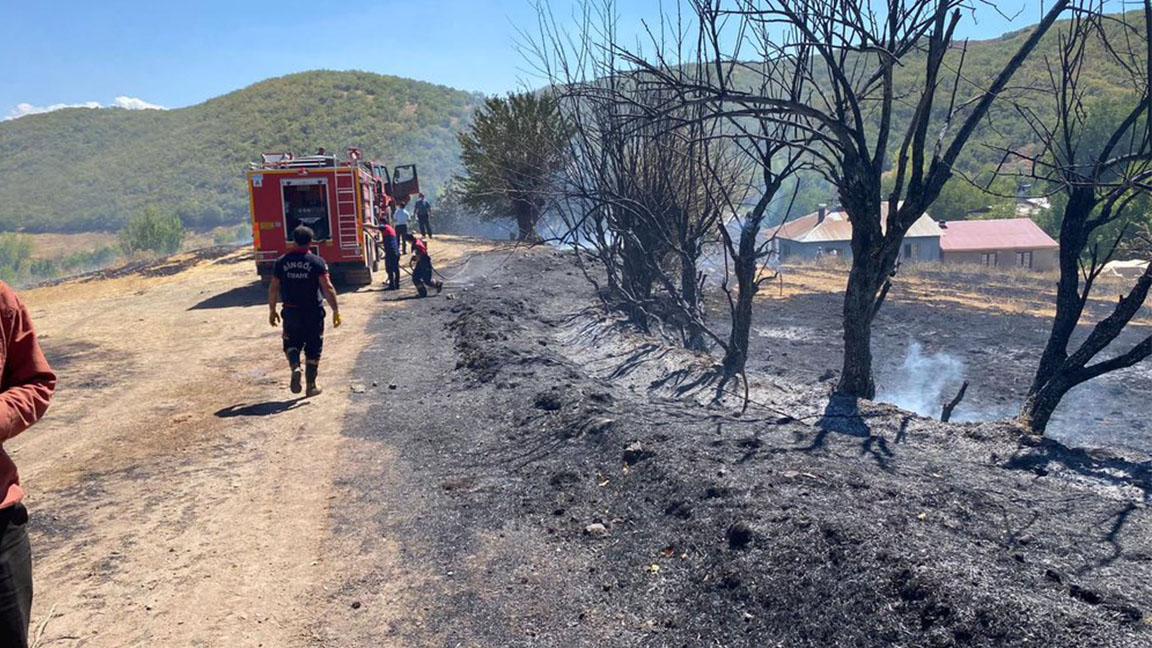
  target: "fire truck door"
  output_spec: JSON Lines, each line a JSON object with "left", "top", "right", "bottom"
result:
{"left": 392, "top": 165, "right": 420, "bottom": 200}
{"left": 377, "top": 165, "right": 393, "bottom": 198}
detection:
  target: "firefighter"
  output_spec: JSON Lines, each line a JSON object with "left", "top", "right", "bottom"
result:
{"left": 0, "top": 281, "right": 56, "bottom": 646}
{"left": 268, "top": 225, "right": 341, "bottom": 397}
{"left": 365, "top": 220, "right": 401, "bottom": 290}
{"left": 405, "top": 232, "right": 443, "bottom": 297}
{"left": 394, "top": 200, "right": 411, "bottom": 254}
{"left": 413, "top": 193, "right": 433, "bottom": 238}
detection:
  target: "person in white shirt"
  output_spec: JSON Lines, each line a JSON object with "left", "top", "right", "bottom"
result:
{"left": 394, "top": 202, "right": 411, "bottom": 254}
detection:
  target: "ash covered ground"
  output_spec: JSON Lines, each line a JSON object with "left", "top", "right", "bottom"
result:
{"left": 316, "top": 246, "right": 1152, "bottom": 647}
{"left": 740, "top": 263, "right": 1152, "bottom": 457}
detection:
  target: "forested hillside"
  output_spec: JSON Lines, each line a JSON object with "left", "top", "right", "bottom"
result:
{"left": 1, "top": 12, "right": 1146, "bottom": 235}
{"left": 0, "top": 71, "right": 483, "bottom": 232}
{"left": 744, "top": 11, "right": 1149, "bottom": 223}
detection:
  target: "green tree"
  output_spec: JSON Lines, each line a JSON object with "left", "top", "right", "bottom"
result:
{"left": 455, "top": 92, "right": 570, "bottom": 240}
{"left": 120, "top": 207, "right": 185, "bottom": 255}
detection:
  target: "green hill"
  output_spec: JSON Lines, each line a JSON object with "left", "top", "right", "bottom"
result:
{"left": 750, "top": 11, "right": 1149, "bottom": 223}
{"left": 0, "top": 70, "right": 483, "bottom": 233}
{"left": 2, "top": 13, "right": 1146, "bottom": 235}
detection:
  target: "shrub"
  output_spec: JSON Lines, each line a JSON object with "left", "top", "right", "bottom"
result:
{"left": 212, "top": 224, "right": 252, "bottom": 246}
{"left": 120, "top": 208, "right": 185, "bottom": 256}
{"left": 0, "top": 234, "right": 34, "bottom": 284}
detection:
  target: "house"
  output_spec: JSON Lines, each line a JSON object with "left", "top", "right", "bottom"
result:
{"left": 773, "top": 204, "right": 943, "bottom": 262}
{"left": 1016, "top": 196, "right": 1052, "bottom": 218}
{"left": 938, "top": 218, "right": 1059, "bottom": 271}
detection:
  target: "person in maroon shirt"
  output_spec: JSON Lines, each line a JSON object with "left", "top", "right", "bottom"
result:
{"left": 0, "top": 281, "right": 56, "bottom": 647}
{"left": 404, "top": 233, "right": 443, "bottom": 297}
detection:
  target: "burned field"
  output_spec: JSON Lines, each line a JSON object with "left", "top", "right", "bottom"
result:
{"left": 320, "top": 248, "right": 1152, "bottom": 647}
{"left": 746, "top": 263, "right": 1152, "bottom": 457}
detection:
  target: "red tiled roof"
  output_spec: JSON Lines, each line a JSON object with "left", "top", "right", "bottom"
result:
{"left": 772, "top": 205, "right": 941, "bottom": 242}
{"left": 939, "top": 218, "right": 1058, "bottom": 252}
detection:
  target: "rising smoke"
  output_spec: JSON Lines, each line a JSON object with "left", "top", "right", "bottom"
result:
{"left": 876, "top": 342, "right": 966, "bottom": 419}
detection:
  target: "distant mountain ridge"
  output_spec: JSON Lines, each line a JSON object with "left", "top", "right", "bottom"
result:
{"left": 0, "top": 70, "right": 483, "bottom": 233}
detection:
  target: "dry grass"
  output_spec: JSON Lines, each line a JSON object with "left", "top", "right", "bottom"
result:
{"left": 765, "top": 260, "right": 1152, "bottom": 326}
{"left": 22, "top": 232, "right": 118, "bottom": 260}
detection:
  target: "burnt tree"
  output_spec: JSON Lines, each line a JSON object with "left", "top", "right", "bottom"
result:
{"left": 1013, "top": 2, "right": 1152, "bottom": 433}
{"left": 533, "top": 0, "right": 809, "bottom": 386}
{"left": 624, "top": 0, "right": 1071, "bottom": 398}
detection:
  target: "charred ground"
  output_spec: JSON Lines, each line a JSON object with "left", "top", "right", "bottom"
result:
{"left": 740, "top": 263, "right": 1152, "bottom": 454}
{"left": 314, "top": 247, "right": 1152, "bottom": 647}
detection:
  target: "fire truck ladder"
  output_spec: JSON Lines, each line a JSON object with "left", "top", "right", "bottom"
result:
{"left": 334, "top": 167, "right": 361, "bottom": 254}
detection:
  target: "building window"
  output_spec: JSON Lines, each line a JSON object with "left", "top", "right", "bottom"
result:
{"left": 982, "top": 252, "right": 998, "bottom": 267}
{"left": 1016, "top": 251, "right": 1033, "bottom": 268}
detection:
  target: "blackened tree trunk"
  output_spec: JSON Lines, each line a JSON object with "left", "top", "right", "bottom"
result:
{"left": 1016, "top": 4, "right": 1152, "bottom": 434}
{"left": 680, "top": 252, "right": 706, "bottom": 351}
{"left": 1020, "top": 372, "right": 1077, "bottom": 435}
{"left": 1026, "top": 190, "right": 1095, "bottom": 400}
{"left": 619, "top": 232, "right": 655, "bottom": 328}
{"left": 721, "top": 222, "right": 760, "bottom": 378}
{"left": 839, "top": 267, "right": 881, "bottom": 398}
{"left": 512, "top": 199, "right": 539, "bottom": 241}
{"left": 836, "top": 174, "right": 902, "bottom": 399}
{"left": 838, "top": 254, "right": 901, "bottom": 398}
{"left": 1021, "top": 243, "right": 1152, "bottom": 432}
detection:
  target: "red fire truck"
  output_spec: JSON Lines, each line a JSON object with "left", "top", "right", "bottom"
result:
{"left": 246, "top": 147, "right": 419, "bottom": 285}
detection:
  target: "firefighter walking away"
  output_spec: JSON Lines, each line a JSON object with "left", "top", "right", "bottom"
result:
{"left": 268, "top": 225, "right": 342, "bottom": 396}
{"left": 406, "top": 233, "right": 443, "bottom": 297}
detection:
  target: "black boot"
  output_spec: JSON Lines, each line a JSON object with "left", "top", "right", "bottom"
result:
{"left": 286, "top": 349, "right": 302, "bottom": 394}
{"left": 305, "top": 363, "right": 322, "bottom": 397}
{"left": 289, "top": 365, "right": 302, "bottom": 394}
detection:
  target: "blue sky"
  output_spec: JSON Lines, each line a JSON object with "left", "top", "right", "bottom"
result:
{"left": 0, "top": 0, "right": 1049, "bottom": 119}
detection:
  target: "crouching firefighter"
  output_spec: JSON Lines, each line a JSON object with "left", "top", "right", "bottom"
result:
{"left": 268, "top": 225, "right": 342, "bottom": 396}
{"left": 405, "top": 232, "right": 443, "bottom": 297}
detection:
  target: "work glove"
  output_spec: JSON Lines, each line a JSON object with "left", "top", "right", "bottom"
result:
{"left": 333, "top": 312, "right": 342, "bottom": 328}
{"left": 269, "top": 310, "right": 281, "bottom": 327}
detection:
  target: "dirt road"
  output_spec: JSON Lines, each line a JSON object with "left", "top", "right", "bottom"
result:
{"left": 16, "top": 238, "right": 493, "bottom": 646}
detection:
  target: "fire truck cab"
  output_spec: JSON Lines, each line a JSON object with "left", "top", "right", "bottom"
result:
{"left": 246, "top": 147, "right": 419, "bottom": 285}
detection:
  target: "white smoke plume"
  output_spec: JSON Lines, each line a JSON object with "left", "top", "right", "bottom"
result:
{"left": 877, "top": 342, "right": 966, "bottom": 418}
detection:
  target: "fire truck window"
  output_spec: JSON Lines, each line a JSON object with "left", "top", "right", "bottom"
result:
{"left": 394, "top": 166, "right": 415, "bottom": 183}
{"left": 283, "top": 183, "right": 331, "bottom": 241}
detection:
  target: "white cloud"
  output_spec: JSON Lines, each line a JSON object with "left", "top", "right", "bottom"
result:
{"left": 6, "top": 101, "right": 101, "bottom": 120}
{"left": 112, "top": 96, "right": 165, "bottom": 111}
{"left": 4, "top": 96, "right": 167, "bottom": 121}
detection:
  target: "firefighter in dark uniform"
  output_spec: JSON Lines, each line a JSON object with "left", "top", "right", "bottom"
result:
{"left": 365, "top": 220, "right": 401, "bottom": 290}
{"left": 413, "top": 193, "right": 433, "bottom": 238}
{"left": 405, "top": 232, "right": 443, "bottom": 297}
{"left": 268, "top": 225, "right": 341, "bottom": 396}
